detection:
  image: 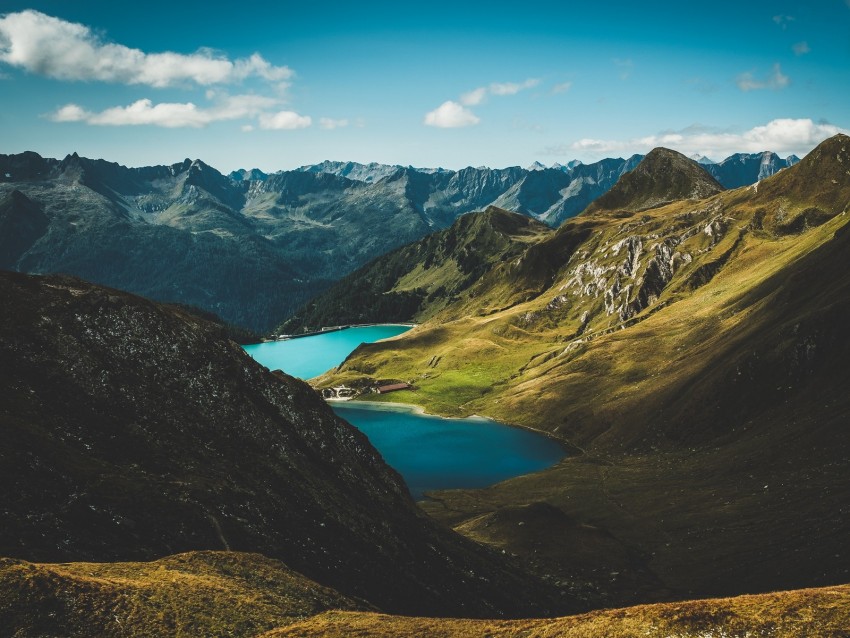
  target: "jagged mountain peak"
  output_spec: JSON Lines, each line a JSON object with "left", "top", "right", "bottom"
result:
{"left": 229, "top": 168, "right": 269, "bottom": 182}
{"left": 586, "top": 147, "right": 725, "bottom": 214}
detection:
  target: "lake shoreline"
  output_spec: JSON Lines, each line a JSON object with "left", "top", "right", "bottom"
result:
{"left": 339, "top": 399, "right": 572, "bottom": 450}
{"left": 255, "top": 322, "right": 418, "bottom": 344}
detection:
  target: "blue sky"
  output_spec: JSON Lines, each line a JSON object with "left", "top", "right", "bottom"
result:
{"left": 1, "top": 1, "right": 848, "bottom": 172}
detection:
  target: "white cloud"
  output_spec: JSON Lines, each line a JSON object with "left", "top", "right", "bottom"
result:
{"left": 551, "top": 81, "right": 573, "bottom": 95}
{"left": 489, "top": 78, "right": 540, "bottom": 95}
{"left": 427, "top": 78, "right": 538, "bottom": 127}
{"left": 48, "top": 94, "right": 279, "bottom": 128}
{"left": 423, "top": 100, "right": 480, "bottom": 128}
{"left": 0, "top": 10, "right": 292, "bottom": 88}
{"left": 545, "top": 118, "right": 847, "bottom": 159}
{"left": 792, "top": 41, "right": 810, "bottom": 55}
{"left": 258, "top": 110, "right": 312, "bottom": 130}
{"left": 736, "top": 63, "right": 789, "bottom": 91}
{"left": 241, "top": 124, "right": 254, "bottom": 132}
{"left": 460, "top": 87, "right": 487, "bottom": 106}
{"left": 50, "top": 103, "right": 89, "bottom": 122}
{"left": 319, "top": 117, "right": 349, "bottom": 130}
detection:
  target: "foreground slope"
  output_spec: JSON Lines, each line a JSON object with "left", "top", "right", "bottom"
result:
{"left": 0, "top": 271, "right": 562, "bottom": 617}
{"left": 0, "top": 552, "right": 364, "bottom": 638}
{"left": 317, "top": 134, "right": 850, "bottom": 605}
{"left": 4, "top": 554, "right": 847, "bottom": 638}
{"left": 263, "top": 583, "right": 850, "bottom": 637}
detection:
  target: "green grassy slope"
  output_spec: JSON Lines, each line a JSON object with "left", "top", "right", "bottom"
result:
{"left": 317, "top": 134, "right": 850, "bottom": 606}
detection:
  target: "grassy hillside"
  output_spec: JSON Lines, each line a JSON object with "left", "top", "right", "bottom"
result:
{"left": 0, "top": 552, "right": 364, "bottom": 638}
{"left": 262, "top": 583, "right": 850, "bottom": 637}
{"left": 316, "top": 134, "right": 850, "bottom": 606}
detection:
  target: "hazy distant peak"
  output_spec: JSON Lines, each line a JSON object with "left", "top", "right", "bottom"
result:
{"left": 689, "top": 153, "right": 716, "bottom": 165}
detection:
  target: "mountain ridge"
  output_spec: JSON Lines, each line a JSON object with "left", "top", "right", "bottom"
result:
{"left": 0, "top": 146, "right": 808, "bottom": 332}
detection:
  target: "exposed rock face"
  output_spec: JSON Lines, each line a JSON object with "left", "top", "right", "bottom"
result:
{"left": 0, "top": 271, "right": 562, "bottom": 617}
{"left": 703, "top": 151, "right": 799, "bottom": 188}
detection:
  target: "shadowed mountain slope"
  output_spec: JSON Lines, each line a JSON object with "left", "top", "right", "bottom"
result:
{"left": 0, "top": 271, "right": 565, "bottom": 618}
{"left": 280, "top": 207, "right": 551, "bottom": 333}
{"left": 315, "top": 134, "right": 850, "bottom": 607}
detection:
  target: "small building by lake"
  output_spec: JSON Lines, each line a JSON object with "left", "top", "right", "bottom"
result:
{"left": 375, "top": 383, "right": 412, "bottom": 394}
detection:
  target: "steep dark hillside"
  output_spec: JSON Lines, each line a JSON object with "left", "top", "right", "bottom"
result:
{"left": 279, "top": 207, "right": 551, "bottom": 333}
{"left": 586, "top": 147, "right": 724, "bottom": 213}
{"left": 0, "top": 190, "right": 48, "bottom": 269}
{"left": 0, "top": 271, "right": 564, "bottom": 618}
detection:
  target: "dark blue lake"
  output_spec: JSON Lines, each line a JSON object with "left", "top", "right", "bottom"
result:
{"left": 243, "top": 326, "right": 566, "bottom": 498}
{"left": 332, "top": 402, "right": 565, "bottom": 499}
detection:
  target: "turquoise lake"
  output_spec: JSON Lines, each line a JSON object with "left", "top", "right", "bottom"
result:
{"left": 243, "top": 324, "right": 412, "bottom": 380}
{"left": 243, "top": 326, "right": 566, "bottom": 499}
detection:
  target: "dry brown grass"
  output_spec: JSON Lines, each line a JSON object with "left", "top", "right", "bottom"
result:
{"left": 0, "top": 551, "right": 365, "bottom": 638}
{"left": 260, "top": 584, "right": 850, "bottom": 637}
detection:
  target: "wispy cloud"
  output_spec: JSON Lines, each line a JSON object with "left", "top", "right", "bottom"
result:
{"left": 489, "top": 78, "right": 540, "bottom": 95}
{"left": 459, "top": 87, "right": 487, "bottom": 106}
{"left": 49, "top": 94, "right": 281, "bottom": 128}
{"left": 772, "top": 14, "right": 795, "bottom": 29}
{"left": 613, "top": 58, "right": 633, "bottom": 80}
{"left": 551, "top": 81, "right": 573, "bottom": 95}
{"left": 736, "top": 63, "right": 790, "bottom": 91}
{"left": 423, "top": 101, "right": 480, "bottom": 128}
{"left": 792, "top": 41, "right": 810, "bottom": 55}
{"left": 542, "top": 118, "right": 847, "bottom": 159}
{"left": 426, "top": 78, "right": 539, "bottom": 128}
{"left": 319, "top": 117, "right": 349, "bottom": 130}
{"left": 0, "top": 10, "right": 292, "bottom": 88}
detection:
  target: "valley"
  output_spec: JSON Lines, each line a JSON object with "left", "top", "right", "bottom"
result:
{"left": 1, "top": 138, "right": 847, "bottom": 635}
{"left": 310, "top": 136, "right": 850, "bottom": 607}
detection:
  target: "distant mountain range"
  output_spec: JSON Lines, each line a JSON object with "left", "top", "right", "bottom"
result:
{"left": 0, "top": 148, "right": 799, "bottom": 331}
